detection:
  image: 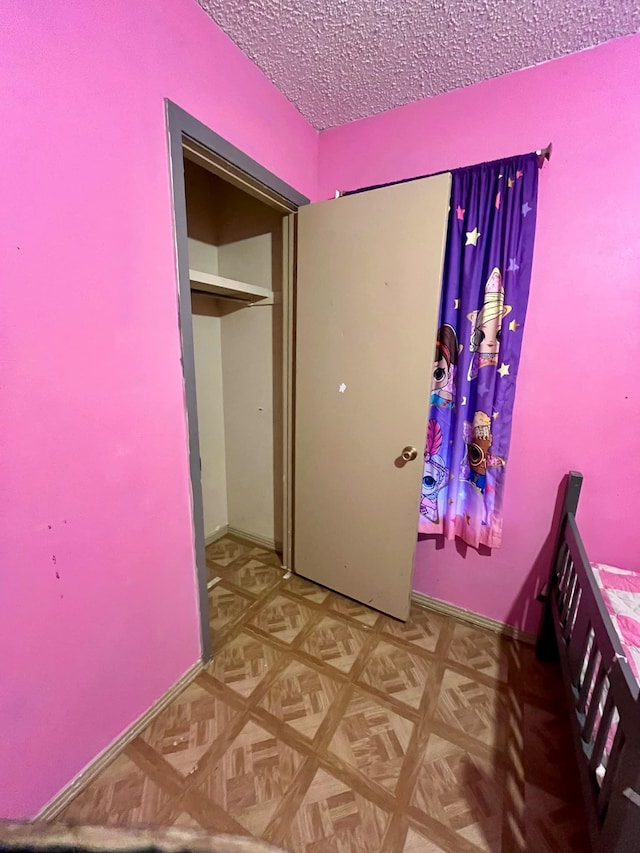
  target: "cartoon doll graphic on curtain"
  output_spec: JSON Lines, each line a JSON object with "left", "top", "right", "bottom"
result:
{"left": 467, "top": 268, "right": 512, "bottom": 380}
{"left": 431, "top": 324, "right": 458, "bottom": 408}
{"left": 460, "top": 411, "right": 505, "bottom": 494}
{"left": 420, "top": 419, "right": 448, "bottom": 523}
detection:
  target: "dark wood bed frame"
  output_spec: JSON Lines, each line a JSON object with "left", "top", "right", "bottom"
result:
{"left": 536, "top": 471, "right": 640, "bottom": 853}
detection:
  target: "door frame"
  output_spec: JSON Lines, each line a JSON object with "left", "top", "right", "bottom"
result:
{"left": 165, "top": 100, "right": 309, "bottom": 661}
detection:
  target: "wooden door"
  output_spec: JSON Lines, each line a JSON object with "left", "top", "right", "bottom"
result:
{"left": 294, "top": 174, "right": 451, "bottom": 620}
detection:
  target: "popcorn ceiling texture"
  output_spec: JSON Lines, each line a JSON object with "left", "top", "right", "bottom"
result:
{"left": 196, "top": 0, "right": 640, "bottom": 129}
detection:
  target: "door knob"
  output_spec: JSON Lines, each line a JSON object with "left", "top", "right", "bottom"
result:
{"left": 401, "top": 446, "right": 418, "bottom": 462}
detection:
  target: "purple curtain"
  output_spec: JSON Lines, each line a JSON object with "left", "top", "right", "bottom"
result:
{"left": 419, "top": 155, "right": 539, "bottom": 548}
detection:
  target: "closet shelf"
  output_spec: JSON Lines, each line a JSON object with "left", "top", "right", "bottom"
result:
{"left": 189, "top": 269, "right": 271, "bottom": 303}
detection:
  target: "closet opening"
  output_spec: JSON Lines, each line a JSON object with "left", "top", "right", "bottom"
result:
{"left": 167, "top": 102, "right": 309, "bottom": 661}
{"left": 186, "top": 158, "right": 285, "bottom": 554}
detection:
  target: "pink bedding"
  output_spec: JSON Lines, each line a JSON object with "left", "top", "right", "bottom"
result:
{"left": 591, "top": 562, "right": 640, "bottom": 683}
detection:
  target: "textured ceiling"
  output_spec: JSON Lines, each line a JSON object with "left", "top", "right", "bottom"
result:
{"left": 196, "top": 0, "right": 639, "bottom": 129}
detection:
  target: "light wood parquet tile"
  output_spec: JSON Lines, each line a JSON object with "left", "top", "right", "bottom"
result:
{"left": 205, "top": 537, "right": 253, "bottom": 567}
{"left": 281, "top": 572, "right": 331, "bottom": 604}
{"left": 207, "top": 631, "right": 283, "bottom": 699}
{"left": 58, "top": 754, "right": 175, "bottom": 827}
{"left": 523, "top": 782, "right": 590, "bottom": 852}
{"left": 177, "top": 780, "right": 250, "bottom": 835}
{"left": 225, "top": 559, "right": 284, "bottom": 596}
{"left": 208, "top": 584, "right": 253, "bottom": 631}
{"left": 410, "top": 733, "right": 504, "bottom": 852}
{"left": 359, "top": 639, "right": 432, "bottom": 710}
{"left": 402, "top": 826, "right": 449, "bottom": 852}
{"left": 283, "top": 767, "right": 390, "bottom": 853}
{"left": 301, "top": 615, "right": 368, "bottom": 674}
{"left": 328, "top": 593, "right": 380, "bottom": 627}
{"left": 258, "top": 659, "right": 341, "bottom": 741}
{"left": 123, "top": 738, "right": 191, "bottom": 802}
{"left": 139, "top": 681, "right": 237, "bottom": 777}
{"left": 446, "top": 624, "right": 508, "bottom": 683}
{"left": 194, "top": 718, "right": 305, "bottom": 837}
{"left": 328, "top": 689, "right": 414, "bottom": 794}
{"left": 379, "top": 605, "right": 445, "bottom": 653}
{"left": 511, "top": 644, "right": 565, "bottom": 708}
{"left": 57, "top": 534, "right": 587, "bottom": 853}
{"left": 250, "top": 594, "right": 315, "bottom": 644}
{"left": 153, "top": 788, "right": 239, "bottom": 832}
{"left": 434, "top": 668, "right": 509, "bottom": 752}
{"left": 206, "top": 560, "right": 222, "bottom": 584}
{"left": 162, "top": 809, "right": 202, "bottom": 829}
{"left": 522, "top": 702, "right": 579, "bottom": 800}
{"left": 249, "top": 545, "right": 284, "bottom": 568}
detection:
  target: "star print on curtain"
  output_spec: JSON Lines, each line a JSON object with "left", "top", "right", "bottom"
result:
{"left": 419, "top": 154, "right": 539, "bottom": 548}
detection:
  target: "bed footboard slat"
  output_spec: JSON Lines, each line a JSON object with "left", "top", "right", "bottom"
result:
{"left": 567, "top": 605, "right": 591, "bottom": 686}
{"left": 582, "top": 663, "right": 608, "bottom": 745}
{"left": 577, "top": 630, "right": 598, "bottom": 715}
{"left": 600, "top": 747, "right": 640, "bottom": 853}
{"left": 540, "top": 472, "right": 640, "bottom": 853}
{"left": 589, "top": 689, "right": 615, "bottom": 775}
{"left": 598, "top": 726, "right": 625, "bottom": 818}
{"left": 559, "top": 569, "right": 578, "bottom": 633}
{"left": 565, "top": 581, "right": 582, "bottom": 640}
{"left": 557, "top": 542, "right": 571, "bottom": 591}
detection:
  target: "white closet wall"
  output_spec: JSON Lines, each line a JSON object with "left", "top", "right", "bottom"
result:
{"left": 189, "top": 240, "right": 219, "bottom": 274}
{"left": 185, "top": 158, "right": 282, "bottom": 549}
{"left": 221, "top": 234, "right": 274, "bottom": 543}
{"left": 192, "top": 307, "right": 228, "bottom": 540}
{"left": 217, "top": 234, "right": 271, "bottom": 288}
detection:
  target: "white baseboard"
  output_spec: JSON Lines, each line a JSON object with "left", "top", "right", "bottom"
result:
{"left": 226, "top": 526, "right": 280, "bottom": 553}
{"left": 206, "top": 525, "right": 282, "bottom": 556}
{"left": 35, "top": 660, "right": 204, "bottom": 821}
{"left": 204, "top": 525, "right": 229, "bottom": 546}
{"left": 411, "top": 591, "right": 537, "bottom": 645}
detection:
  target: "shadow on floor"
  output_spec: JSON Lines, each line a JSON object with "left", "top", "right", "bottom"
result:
{"left": 51, "top": 521, "right": 591, "bottom": 852}
{"left": 454, "top": 474, "right": 590, "bottom": 852}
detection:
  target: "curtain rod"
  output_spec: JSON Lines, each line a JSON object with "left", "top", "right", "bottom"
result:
{"left": 335, "top": 143, "right": 553, "bottom": 199}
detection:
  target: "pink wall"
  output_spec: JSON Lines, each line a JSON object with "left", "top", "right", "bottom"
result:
{"left": 3, "top": 0, "right": 638, "bottom": 818}
{"left": 319, "top": 34, "right": 640, "bottom": 634}
{"left": 0, "top": 0, "right": 317, "bottom": 818}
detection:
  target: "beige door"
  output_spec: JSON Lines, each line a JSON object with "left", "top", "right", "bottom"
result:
{"left": 294, "top": 174, "right": 451, "bottom": 620}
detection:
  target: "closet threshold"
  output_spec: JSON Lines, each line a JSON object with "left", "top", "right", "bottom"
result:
{"left": 189, "top": 269, "right": 271, "bottom": 303}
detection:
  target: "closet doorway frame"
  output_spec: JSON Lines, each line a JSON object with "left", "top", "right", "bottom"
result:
{"left": 166, "top": 100, "right": 309, "bottom": 661}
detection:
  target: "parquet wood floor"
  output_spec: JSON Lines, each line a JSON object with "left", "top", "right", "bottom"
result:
{"left": 58, "top": 535, "right": 588, "bottom": 851}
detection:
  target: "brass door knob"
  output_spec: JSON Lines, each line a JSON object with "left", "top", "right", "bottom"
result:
{"left": 401, "top": 446, "right": 418, "bottom": 462}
